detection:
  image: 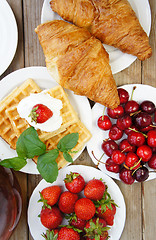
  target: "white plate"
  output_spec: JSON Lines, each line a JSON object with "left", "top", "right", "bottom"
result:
{"left": 28, "top": 165, "right": 126, "bottom": 240}
{"left": 41, "top": 0, "right": 151, "bottom": 74}
{"left": 0, "top": 0, "right": 18, "bottom": 76}
{"left": 87, "top": 84, "right": 156, "bottom": 181}
{"left": 0, "top": 67, "right": 92, "bottom": 174}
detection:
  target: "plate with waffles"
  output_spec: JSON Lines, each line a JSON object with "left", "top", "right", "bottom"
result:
{"left": 0, "top": 67, "right": 92, "bottom": 174}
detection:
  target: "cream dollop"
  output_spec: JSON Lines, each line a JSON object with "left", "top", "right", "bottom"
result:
{"left": 17, "top": 91, "right": 63, "bottom": 132}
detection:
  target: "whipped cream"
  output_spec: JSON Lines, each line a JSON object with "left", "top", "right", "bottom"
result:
{"left": 17, "top": 91, "right": 63, "bottom": 132}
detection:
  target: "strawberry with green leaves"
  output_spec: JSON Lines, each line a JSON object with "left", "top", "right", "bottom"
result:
{"left": 29, "top": 104, "right": 53, "bottom": 123}
{"left": 66, "top": 213, "right": 87, "bottom": 231}
{"left": 75, "top": 198, "right": 96, "bottom": 220}
{"left": 39, "top": 186, "right": 61, "bottom": 208}
{"left": 84, "top": 179, "right": 106, "bottom": 201}
{"left": 58, "top": 191, "right": 78, "bottom": 214}
{"left": 64, "top": 172, "right": 85, "bottom": 193}
{"left": 42, "top": 229, "right": 59, "bottom": 240}
{"left": 40, "top": 206, "right": 63, "bottom": 229}
{"left": 58, "top": 226, "right": 80, "bottom": 240}
{"left": 84, "top": 218, "right": 110, "bottom": 240}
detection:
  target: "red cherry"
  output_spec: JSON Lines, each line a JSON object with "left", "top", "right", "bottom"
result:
{"left": 148, "top": 154, "right": 156, "bottom": 169}
{"left": 105, "top": 158, "right": 120, "bottom": 173}
{"left": 97, "top": 115, "right": 112, "bottom": 130}
{"left": 116, "top": 114, "right": 132, "bottom": 130}
{"left": 101, "top": 140, "right": 118, "bottom": 157}
{"left": 111, "top": 150, "right": 126, "bottom": 165}
{"left": 140, "top": 100, "right": 155, "bottom": 114}
{"left": 119, "top": 139, "right": 136, "bottom": 153}
{"left": 133, "top": 166, "right": 149, "bottom": 182}
{"left": 125, "top": 100, "right": 139, "bottom": 114}
{"left": 136, "top": 145, "right": 152, "bottom": 162}
{"left": 128, "top": 131, "right": 145, "bottom": 147}
{"left": 140, "top": 125, "right": 154, "bottom": 132}
{"left": 125, "top": 152, "right": 139, "bottom": 167}
{"left": 118, "top": 88, "right": 129, "bottom": 104}
{"left": 119, "top": 168, "right": 135, "bottom": 185}
{"left": 109, "top": 124, "right": 123, "bottom": 141}
{"left": 147, "top": 130, "right": 156, "bottom": 147}
{"left": 107, "top": 105, "right": 124, "bottom": 119}
{"left": 134, "top": 112, "right": 152, "bottom": 128}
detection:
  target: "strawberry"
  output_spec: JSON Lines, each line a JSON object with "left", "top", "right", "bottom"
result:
{"left": 42, "top": 229, "right": 59, "bottom": 240}
{"left": 74, "top": 198, "right": 96, "bottom": 220}
{"left": 84, "top": 218, "right": 110, "bottom": 240}
{"left": 39, "top": 186, "right": 61, "bottom": 208}
{"left": 58, "top": 226, "right": 80, "bottom": 240}
{"left": 84, "top": 179, "right": 106, "bottom": 201}
{"left": 64, "top": 172, "right": 85, "bottom": 193}
{"left": 29, "top": 104, "right": 53, "bottom": 123}
{"left": 67, "top": 213, "right": 87, "bottom": 231}
{"left": 58, "top": 191, "right": 78, "bottom": 214}
{"left": 40, "top": 206, "right": 63, "bottom": 229}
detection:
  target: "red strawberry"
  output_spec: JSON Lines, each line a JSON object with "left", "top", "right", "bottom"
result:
{"left": 42, "top": 229, "right": 59, "bottom": 239}
{"left": 97, "top": 204, "right": 116, "bottom": 219}
{"left": 67, "top": 213, "right": 87, "bottom": 231}
{"left": 58, "top": 226, "right": 80, "bottom": 240}
{"left": 84, "top": 179, "right": 106, "bottom": 201}
{"left": 29, "top": 104, "right": 53, "bottom": 123}
{"left": 58, "top": 191, "right": 78, "bottom": 214}
{"left": 39, "top": 186, "right": 61, "bottom": 207}
{"left": 64, "top": 172, "right": 85, "bottom": 193}
{"left": 74, "top": 198, "right": 96, "bottom": 220}
{"left": 84, "top": 218, "right": 110, "bottom": 240}
{"left": 40, "top": 206, "right": 63, "bottom": 229}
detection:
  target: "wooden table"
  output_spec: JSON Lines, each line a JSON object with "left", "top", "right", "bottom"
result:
{"left": 1, "top": 0, "right": 156, "bottom": 239}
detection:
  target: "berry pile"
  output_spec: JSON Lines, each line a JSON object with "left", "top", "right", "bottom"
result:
{"left": 39, "top": 172, "right": 117, "bottom": 240}
{"left": 97, "top": 87, "right": 156, "bottom": 184}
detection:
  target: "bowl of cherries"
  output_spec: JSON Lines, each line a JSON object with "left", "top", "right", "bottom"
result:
{"left": 87, "top": 84, "right": 156, "bottom": 184}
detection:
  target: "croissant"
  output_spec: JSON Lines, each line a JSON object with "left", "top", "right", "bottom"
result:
{"left": 35, "top": 20, "right": 120, "bottom": 109}
{"left": 50, "top": 0, "right": 152, "bottom": 61}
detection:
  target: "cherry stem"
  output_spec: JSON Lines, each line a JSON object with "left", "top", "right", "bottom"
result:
{"left": 91, "top": 151, "right": 106, "bottom": 167}
{"left": 130, "top": 158, "right": 142, "bottom": 170}
{"left": 121, "top": 146, "right": 131, "bottom": 153}
{"left": 130, "top": 110, "right": 141, "bottom": 117}
{"left": 128, "top": 127, "right": 148, "bottom": 138}
{"left": 130, "top": 86, "right": 137, "bottom": 100}
{"left": 102, "top": 107, "right": 106, "bottom": 121}
{"left": 132, "top": 165, "right": 142, "bottom": 176}
{"left": 150, "top": 125, "right": 156, "bottom": 128}
{"left": 123, "top": 164, "right": 130, "bottom": 170}
{"left": 149, "top": 170, "right": 156, "bottom": 173}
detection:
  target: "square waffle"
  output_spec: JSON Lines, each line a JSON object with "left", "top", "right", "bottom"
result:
{"left": 33, "top": 120, "right": 92, "bottom": 169}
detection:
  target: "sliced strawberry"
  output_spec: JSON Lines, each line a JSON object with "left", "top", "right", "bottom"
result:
{"left": 29, "top": 104, "right": 53, "bottom": 123}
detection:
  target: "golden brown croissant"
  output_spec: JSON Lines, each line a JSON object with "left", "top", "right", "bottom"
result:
{"left": 35, "top": 20, "right": 120, "bottom": 109}
{"left": 50, "top": 0, "right": 152, "bottom": 61}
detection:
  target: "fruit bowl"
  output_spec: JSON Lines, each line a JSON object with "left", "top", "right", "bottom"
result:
{"left": 87, "top": 84, "right": 156, "bottom": 182}
{"left": 28, "top": 165, "right": 126, "bottom": 240}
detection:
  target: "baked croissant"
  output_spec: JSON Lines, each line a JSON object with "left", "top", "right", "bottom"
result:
{"left": 50, "top": 0, "right": 152, "bottom": 61}
{"left": 35, "top": 20, "right": 120, "bottom": 109}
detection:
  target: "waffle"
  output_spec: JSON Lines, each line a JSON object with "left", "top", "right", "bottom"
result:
{"left": 4, "top": 80, "right": 79, "bottom": 148}
{"left": 0, "top": 79, "right": 41, "bottom": 149}
{"left": 33, "top": 120, "right": 92, "bottom": 169}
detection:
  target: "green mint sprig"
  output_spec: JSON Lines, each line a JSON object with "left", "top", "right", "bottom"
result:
{"left": 0, "top": 127, "right": 79, "bottom": 183}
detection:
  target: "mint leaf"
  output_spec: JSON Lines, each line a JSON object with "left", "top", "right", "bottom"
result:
{"left": 16, "top": 127, "right": 46, "bottom": 158}
{"left": 57, "top": 133, "right": 79, "bottom": 152}
{"left": 0, "top": 157, "right": 27, "bottom": 171}
{"left": 37, "top": 149, "right": 59, "bottom": 183}
{"left": 63, "top": 152, "right": 73, "bottom": 162}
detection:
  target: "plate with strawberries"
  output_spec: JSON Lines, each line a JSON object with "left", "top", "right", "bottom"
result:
{"left": 87, "top": 84, "right": 156, "bottom": 184}
{"left": 28, "top": 165, "right": 126, "bottom": 240}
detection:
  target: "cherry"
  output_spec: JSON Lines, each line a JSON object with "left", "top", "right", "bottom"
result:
{"left": 105, "top": 158, "right": 120, "bottom": 173}
{"left": 147, "top": 130, "right": 156, "bottom": 147}
{"left": 98, "top": 115, "right": 112, "bottom": 130}
{"left": 133, "top": 166, "right": 149, "bottom": 182}
{"left": 107, "top": 105, "right": 124, "bottom": 119}
{"left": 154, "top": 111, "right": 156, "bottom": 123}
{"left": 140, "top": 100, "right": 155, "bottom": 114}
{"left": 148, "top": 154, "right": 156, "bottom": 169}
{"left": 116, "top": 114, "right": 132, "bottom": 130}
{"left": 136, "top": 145, "right": 152, "bottom": 162}
{"left": 125, "top": 152, "right": 139, "bottom": 168}
{"left": 152, "top": 147, "right": 156, "bottom": 153}
{"left": 140, "top": 125, "right": 154, "bottom": 132}
{"left": 128, "top": 131, "right": 145, "bottom": 147}
{"left": 119, "top": 168, "right": 135, "bottom": 185}
{"left": 109, "top": 124, "right": 123, "bottom": 141}
{"left": 125, "top": 125, "right": 138, "bottom": 135}
{"left": 134, "top": 112, "right": 152, "bottom": 128}
{"left": 101, "top": 140, "right": 118, "bottom": 157}
{"left": 125, "top": 100, "right": 139, "bottom": 114}
{"left": 119, "top": 139, "right": 136, "bottom": 153}
{"left": 118, "top": 88, "right": 129, "bottom": 104}
{"left": 111, "top": 150, "right": 126, "bottom": 164}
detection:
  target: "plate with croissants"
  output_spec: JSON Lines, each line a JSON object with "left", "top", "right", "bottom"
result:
{"left": 41, "top": 0, "right": 152, "bottom": 74}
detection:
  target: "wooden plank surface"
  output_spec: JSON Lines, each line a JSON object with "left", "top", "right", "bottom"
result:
{"left": 0, "top": 0, "right": 155, "bottom": 239}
